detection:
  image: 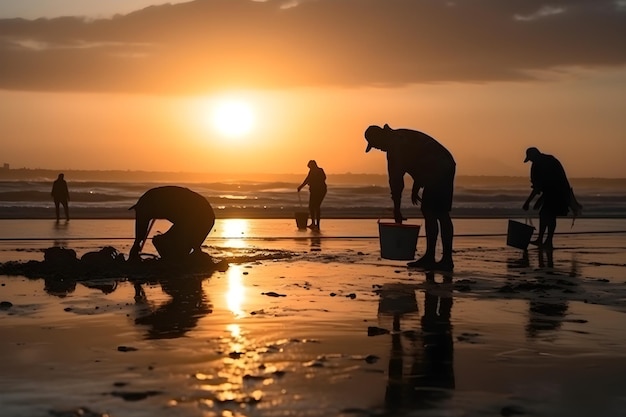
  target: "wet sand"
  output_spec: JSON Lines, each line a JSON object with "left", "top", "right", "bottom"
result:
{"left": 1, "top": 218, "right": 626, "bottom": 417}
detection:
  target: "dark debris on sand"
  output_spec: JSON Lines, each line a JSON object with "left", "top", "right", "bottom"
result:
{"left": 110, "top": 390, "right": 162, "bottom": 401}
{"left": 0, "top": 245, "right": 294, "bottom": 285}
{"left": 0, "top": 246, "right": 225, "bottom": 280}
{"left": 49, "top": 407, "right": 108, "bottom": 417}
{"left": 497, "top": 278, "right": 577, "bottom": 294}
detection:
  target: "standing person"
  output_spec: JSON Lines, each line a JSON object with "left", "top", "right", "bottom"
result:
{"left": 51, "top": 173, "right": 70, "bottom": 222}
{"left": 522, "top": 147, "right": 574, "bottom": 249}
{"left": 364, "top": 124, "right": 456, "bottom": 271}
{"left": 297, "top": 160, "right": 327, "bottom": 230}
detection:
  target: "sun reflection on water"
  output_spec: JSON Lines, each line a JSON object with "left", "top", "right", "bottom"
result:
{"left": 220, "top": 218, "right": 249, "bottom": 248}
{"left": 226, "top": 265, "right": 246, "bottom": 318}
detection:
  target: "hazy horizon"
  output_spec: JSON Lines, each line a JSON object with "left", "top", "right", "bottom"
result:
{"left": 2, "top": 165, "right": 625, "bottom": 183}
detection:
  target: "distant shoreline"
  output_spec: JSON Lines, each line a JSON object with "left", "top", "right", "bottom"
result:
{"left": 1, "top": 168, "right": 625, "bottom": 184}
{"left": 0, "top": 207, "right": 624, "bottom": 220}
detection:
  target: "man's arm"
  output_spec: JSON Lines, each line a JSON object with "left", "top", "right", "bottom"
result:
{"left": 523, "top": 189, "right": 539, "bottom": 211}
{"left": 129, "top": 213, "right": 152, "bottom": 260}
{"left": 388, "top": 158, "right": 405, "bottom": 223}
{"left": 297, "top": 172, "right": 310, "bottom": 192}
{"left": 411, "top": 181, "right": 422, "bottom": 206}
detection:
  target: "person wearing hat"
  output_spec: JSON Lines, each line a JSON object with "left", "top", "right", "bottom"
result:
{"left": 522, "top": 147, "right": 572, "bottom": 249}
{"left": 364, "top": 124, "right": 456, "bottom": 271}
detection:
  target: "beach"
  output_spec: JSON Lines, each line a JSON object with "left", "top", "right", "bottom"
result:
{"left": 1, "top": 218, "right": 626, "bottom": 417}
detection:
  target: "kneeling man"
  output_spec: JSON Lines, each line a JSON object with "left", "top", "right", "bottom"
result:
{"left": 129, "top": 186, "right": 215, "bottom": 261}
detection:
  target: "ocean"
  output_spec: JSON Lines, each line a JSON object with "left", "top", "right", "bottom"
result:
{"left": 0, "top": 173, "right": 625, "bottom": 219}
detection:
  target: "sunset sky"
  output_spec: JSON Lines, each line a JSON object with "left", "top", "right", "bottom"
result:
{"left": 0, "top": 0, "right": 624, "bottom": 178}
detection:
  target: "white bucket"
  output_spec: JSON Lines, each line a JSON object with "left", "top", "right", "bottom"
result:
{"left": 378, "top": 220, "right": 420, "bottom": 260}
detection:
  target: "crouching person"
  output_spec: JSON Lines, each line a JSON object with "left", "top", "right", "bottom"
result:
{"left": 129, "top": 186, "right": 215, "bottom": 262}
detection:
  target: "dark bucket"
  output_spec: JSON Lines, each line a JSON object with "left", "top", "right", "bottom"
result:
{"left": 295, "top": 212, "right": 309, "bottom": 229}
{"left": 378, "top": 221, "right": 420, "bottom": 260}
{"left": 507, "top": 219, "right": 534, "bottom": 250}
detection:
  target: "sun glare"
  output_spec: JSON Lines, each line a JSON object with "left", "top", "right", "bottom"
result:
{"left": 211, "top": 98, "right": 255, "bottom": 138}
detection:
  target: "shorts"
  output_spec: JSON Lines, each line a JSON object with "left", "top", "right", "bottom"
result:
{"left": 309, "top": 187, "right": 327, "bottom": 209}
{"left": 539, "top": 189, "right": 570, "bottom": 217}
{"left": 421, "top": 164, "right": 455, "bottom": 213}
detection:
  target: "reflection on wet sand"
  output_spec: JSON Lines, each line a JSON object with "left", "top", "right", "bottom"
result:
{"left": 44, "top": 275, "right": 77, "bottom": 297}
{"left": 526, "top": 249, "right": 581, "bottom": 339}
{"left": 133, "top": 274, "right": 214, "bottom": 339}
{"left": 310, "top": 231, "right": 322, "bottom": 252}
{"left": 226, "top": 265, "right": 246, "bottom": 318}
{"left": 506, "top": 247, "right": 583, "bottom": 339}
{"left": 377, "top": 271, "right": 455, "bottom": 413}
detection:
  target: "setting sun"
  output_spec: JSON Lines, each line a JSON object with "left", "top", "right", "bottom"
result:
{"left": 211, "top": 98, "right": 255, "bottom": 138}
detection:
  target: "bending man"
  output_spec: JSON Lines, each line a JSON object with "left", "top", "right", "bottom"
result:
{"left": 129, "top": 186, "right": 215, "bottom": 261}
{"left": 522, "top": 147, "right": 573, "bottom": 249}
{"left": 297, "top": 160, "right": 327, "bottom": 230}
{"left": 365, "top": 124, "right": 456, "bottom": 271}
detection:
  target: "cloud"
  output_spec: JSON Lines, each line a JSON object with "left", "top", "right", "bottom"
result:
{"left": 0, "top": 0, "right": 624, "bottom": 94}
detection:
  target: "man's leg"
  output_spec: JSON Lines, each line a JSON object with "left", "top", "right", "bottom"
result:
{"left": 188, "top": 218, "right": 215, "bottom": 256}
{"left": 62, "top": 201, "right": 69, "bottom": 221}
{"left": 544, "top": 215, "right": 557, "bottom": 249}
{"left": 429, "top": 164, "right": 455, "bottom": 270}
{"left": 308, "top": 198, "right": 315, "bottom": 227}
{"left": 408, "top": 209, "right": 437, "bottom": 268}
{"left": 54, "top": 201, "right": 60, "bottom": 221}
{"left": 532, "top": 213, "right": 548, "bottom": 247}
{"left": 313, "top": 206, "right": 321, "bottom": 228}
{"left": 154, "top": 226, "right": 190, "bottom": 260}
{"left": 438, "top": 211, "right": 454, "bottom": 267}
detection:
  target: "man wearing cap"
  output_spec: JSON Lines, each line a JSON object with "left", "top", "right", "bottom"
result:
{"left": 364, "top": 124, "right": 456, "bottom": 271}
{"left": 522, "top": 147, "right": 572, "bottom": 249}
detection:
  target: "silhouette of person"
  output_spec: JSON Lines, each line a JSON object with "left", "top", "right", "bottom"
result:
{"left": 522, "top": 147, "right": 573, "bottom": 249}
{"left": 379, "top": 276, "right": 454, "bottom": 412}
{"left": 413, "top": 282, "right": 454, "bottom": 400}
{"left": 133, "top": 276, "right": 213, "bottom": 339}
{"left": 365, "top": 124, "right": 456, "bottom": 271}
{"left": 128, "top": 186, "right": 215, "bottom": 262}
{"left": 297, "top": 160, "right": 327, "bottom": 230}
{"left": 51, "top": 173, "right": 70, "bottom": 222}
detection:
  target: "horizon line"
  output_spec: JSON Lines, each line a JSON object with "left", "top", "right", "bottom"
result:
{"left": 0, "top": 166, "right": 625, "bottom": 180}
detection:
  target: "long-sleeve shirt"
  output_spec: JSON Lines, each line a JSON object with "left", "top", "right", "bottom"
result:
{"left": 300, "top": 167, "right": 327, "bottom": 193}
{"left": 530, "top": 154, "right": 570, "bottom": 194}
{"left": 385, "top": 129, "right": 455, "bottom": 205}
{"left": 51, "top": 179, "right": 69, "bottom": 202}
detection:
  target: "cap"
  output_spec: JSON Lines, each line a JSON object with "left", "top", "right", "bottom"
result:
{"left": 364, "top": 125, "right": 383, "bottom": 153}
{"left": 524, "top": 147, "right": 540, "bottom": 163}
